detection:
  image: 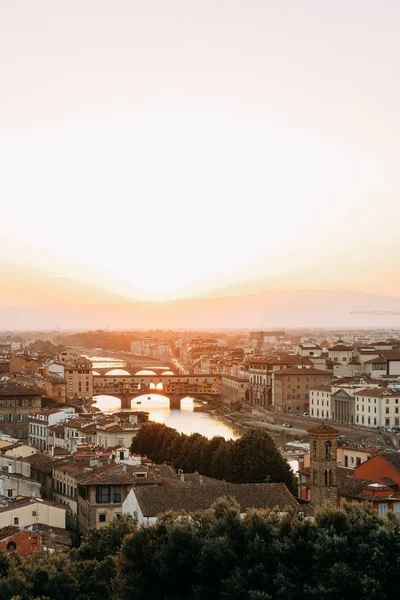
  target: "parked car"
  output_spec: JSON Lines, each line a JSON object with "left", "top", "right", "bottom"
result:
{"left": 302, "top": 412, "right": 309, "bottom": 417}
{"left": 282, "top": 423, "right": 292, "bottom": 428}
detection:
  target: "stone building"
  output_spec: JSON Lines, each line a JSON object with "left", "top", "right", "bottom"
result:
{"left": 221, "top": 375, "right": 249, "bottom": 404}
{"left": 248, "top": 356, "right": 312, "bottom": 407}
{"left": 0, "top": 384, "right": 43, "bottom": 441}
{"left": 273, "top": 367, "right": 332, "bottom": 413}
{"left": 308, "top": 422, "right": 339, "bottom": 507}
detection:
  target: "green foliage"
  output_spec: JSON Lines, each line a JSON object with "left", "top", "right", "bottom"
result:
{"left": 131, "top": 424, "right": 297, "bottom": 490}
{"left": 0, "top": 504, "right": 400, "bottom": 599}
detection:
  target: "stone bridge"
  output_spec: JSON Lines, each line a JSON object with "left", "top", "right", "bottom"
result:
{"left": 93, "top": 373, "right": 221, "bottom": 409}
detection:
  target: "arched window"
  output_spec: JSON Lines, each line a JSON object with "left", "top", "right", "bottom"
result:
{"left": 325, "top": 441, "right": 331, "bottom": 459}
{"left": 313, "top": 470, "right": 317, "bottom": 485}
{"left": 6, "top": 541, "right": 16, "bottom": 552}
{"left": 313, "top": 440, "right": 317, "bottom": 456}
{"left": 324, "top": 469, "right": 332, "bottom": 486}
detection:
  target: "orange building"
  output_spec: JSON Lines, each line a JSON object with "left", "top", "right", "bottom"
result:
{"left": 0, "top": 527, "right": 42, "bottom": 555}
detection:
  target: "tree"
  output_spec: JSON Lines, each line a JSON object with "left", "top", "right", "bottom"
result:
{"left": 227, "top": 429, "right": 297, "bottom": 491}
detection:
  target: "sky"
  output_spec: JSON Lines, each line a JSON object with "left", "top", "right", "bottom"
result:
{"left": 1, "top": 0, "right": 400, "bottom": 304}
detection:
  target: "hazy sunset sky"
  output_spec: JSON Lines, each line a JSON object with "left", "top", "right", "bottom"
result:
{"left": 1, "top": 1, "right": 400, "bottom": 302}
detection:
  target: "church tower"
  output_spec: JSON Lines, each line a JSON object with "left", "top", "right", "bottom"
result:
{"left": 308, "top": 422, "right": 339, "bottom": 507}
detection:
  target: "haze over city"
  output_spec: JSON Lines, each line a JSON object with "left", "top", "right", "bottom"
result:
{"left": 1, "top": 0, "right": 400, "bottom": 329}
{"left": 2, "top": 3, "right": 400, "bottom": 597}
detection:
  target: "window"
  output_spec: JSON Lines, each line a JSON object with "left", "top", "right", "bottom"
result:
{"left": 13, "top": 518, "right": 19, "bottom": 526}
{"left": 113, "top": 487, "right": 121, "bottom": 503}
{"left": 32, "top": 511, "right": 37, "bottom": 517}
{"left": 324, "top": 469, "right": 332, "bottom": 485}
{"left": 325, "top": 441, "right": 331, "bottom": 458}
{"left": 98, "top": 514, "right": 106, "bottom": 522}
{"left": 7, "top": 489, "right": 13, "bottom": 498}
{"left": 96, "top": 486, "right": 111, "bottom": 504}
{"left": 356, "top": 457, "right": 361, "bottom": 467}
{"left": 378, "top": 503, "right": 388, "bottom": 517}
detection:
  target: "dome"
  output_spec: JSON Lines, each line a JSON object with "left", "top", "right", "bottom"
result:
{"left": 135, "top": 369, "right": 157, "bottom": 376}
{"left": 162, "top": 370, "right": 174, "bottom": 375}
{"left": 105, "top": 369, "right": 131, "bottom": 376}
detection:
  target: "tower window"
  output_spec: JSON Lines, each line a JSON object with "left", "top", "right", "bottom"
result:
{"left": 325, "top": 441, "right": 331, "bottom": 459}
{"left": 324, "top": 469, "right": 332, "bottom": 485}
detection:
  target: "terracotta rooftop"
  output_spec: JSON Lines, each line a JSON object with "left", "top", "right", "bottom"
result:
{"left": 338, "top": 477, "right": 400, "bottom": 502}
{"left": 75, "top": 463, "right": 160, "bottom": 486}
{"left": 0, "top": 384, "right": 43, "bottom": 396}
{"left": 355, "top": 388, "right": 400, "bottom": 398}
{"left": 0, "top": 496, "right": 69, "bottom": 513}
{"left": 24, "top": 453, "right": 64, "bottom": 474}
{"left": 274, "top": 367, "right": 332, "bottom": 376}
{"left": 307, "top": 422, "right": 340, "bottom": 435}
{"left": 132, "top": 482, "right": 300, "bottom": 517}
{"left": 380, "top": 451, "right": 400, "bottom": 474}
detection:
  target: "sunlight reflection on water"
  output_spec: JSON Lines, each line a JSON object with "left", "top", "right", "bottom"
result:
{"left": 92, "top": 394, "right": 238, "bottom": 440}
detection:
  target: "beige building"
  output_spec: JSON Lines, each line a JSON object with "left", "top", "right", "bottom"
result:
{"left": 273, "top": 367, "right": 332, "bottom": 413}
{"left": 0, "top": 472, "right": 41, "bottom": 499}
{"left": 297, "top": 344, "right": 322, "bottom": 357}
{"left": 95, "top": 421, "right": 142, "bottom": 449}
{"left": 248, "top": 355, "right": 312, "bottom": 406}
{"left": 221, "top": 376, "right": 249, "bottom": 404}
{"left": 0, "top": 497, "right": 67, "bottom": 529}
{"left": 355, "top": 387, "right": 400, "bottom": 428}
{"left": 28, "top": 408, "right": 75, "bottom": 451}
{"left": 64, "top": 358, "right": 93, "bottom": 402}
{"left": 328, "top": 344, "right": 355, "bottom": 377}
{"left": 76, "top": 463, "right": 159, "bottom": 533}
{"left": 57, "top": 349, "right": 82, "bottom": 364}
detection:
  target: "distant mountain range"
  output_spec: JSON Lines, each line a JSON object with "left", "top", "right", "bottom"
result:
{"left": 1, "top": 288, "right": 400, "bottom": 330}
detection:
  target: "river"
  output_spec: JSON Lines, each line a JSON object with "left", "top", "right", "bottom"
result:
{"left": 88, "top": 354, "right": 239, "bottom": 440}
{"left": 93, "top": 394, "right": 240, "bottom": 440}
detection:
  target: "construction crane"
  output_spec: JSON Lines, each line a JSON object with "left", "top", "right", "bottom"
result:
{"left": 350, "top": 311, "right": 400, "bottom": 316}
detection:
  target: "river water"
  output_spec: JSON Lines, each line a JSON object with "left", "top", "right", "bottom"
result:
{"left": 88, "top": 355, "right": 239, "bottom": 440}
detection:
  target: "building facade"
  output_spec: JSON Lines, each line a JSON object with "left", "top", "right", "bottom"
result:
{"left": 0, "top": 385, "right": 42, "bottom": 441}
{"left": 273, "top": 367, "right": 332, "bottom": 413}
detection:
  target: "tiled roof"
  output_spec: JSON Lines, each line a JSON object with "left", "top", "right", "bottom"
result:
{"left": 379, "top": 350, "right": 400, "bottom": 360}
{"left": 274, "top": 367, "right": 332, "bottom": 376}
{"left": 338, "top": 477, "right": 400, "bottom": 501}
{"left": 0, "top": 384, "right": 43, "bottom": 396}
{"left": 329, "top": 345, "right": 354, "bottom": 351}
{"left": 0, "top": 526, "right": 20, "bottom": 540}
{"left": 355, "top": 388, "right": 400, "bottom": 398}
{"left": 133, "top": 482, "right": 300, "bottom": 517}
{"left": 380, "top": 451, "right": 400, "bottom": 474}
{"left": 364, "top": 356, "right": 387, "bottom": 365}
{"left": 309, "top": 385, "right": 331, "bottom": 392}
{"left": 0, "top": 496, "right": 69, "bottom": 513}
{"left": 249, "top": 356, "right": 312, "bottom": 366}
{"left": 307, "top": 422, "right": 340, "bottom": 435}
{"left": 75, "top": 463, "right": 160, "bottom": 486}
{"left": 24, "top": 453, "right": 63, "bottom": 474}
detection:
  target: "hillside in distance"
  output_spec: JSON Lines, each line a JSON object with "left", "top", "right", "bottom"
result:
{"left": 1, "top": 289, "right": 400, "bottom": 330}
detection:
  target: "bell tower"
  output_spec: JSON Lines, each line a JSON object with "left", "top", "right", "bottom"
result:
{"left": 308, "top": 422, "right": 339, "bottom": 507}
